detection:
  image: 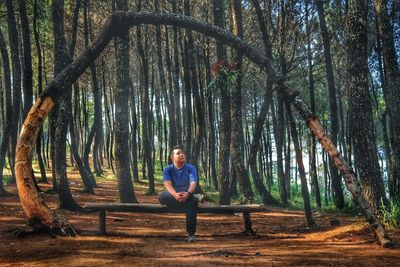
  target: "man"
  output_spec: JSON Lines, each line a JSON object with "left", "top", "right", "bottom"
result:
{"left": 159, "top": 145, "right": 198, "bottom": 242}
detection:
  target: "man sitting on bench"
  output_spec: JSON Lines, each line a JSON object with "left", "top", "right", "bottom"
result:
{"left": 159, "top": 145, "right": 199, "bottom": 242}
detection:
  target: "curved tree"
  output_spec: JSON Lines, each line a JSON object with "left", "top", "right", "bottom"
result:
{"left": 15, "top": 11, "right": 391, "bottom": 247}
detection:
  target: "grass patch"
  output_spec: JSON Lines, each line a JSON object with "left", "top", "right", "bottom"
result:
{"left": 381, "top": 199, "right": 400, "bottom": 228}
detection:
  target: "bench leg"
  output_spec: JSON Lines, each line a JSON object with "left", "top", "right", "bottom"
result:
{"left": 99, "top": 211, "right": 106, "bottom": 235}
{"left": 243, "top": 212, "right": 256, "bottom": 236}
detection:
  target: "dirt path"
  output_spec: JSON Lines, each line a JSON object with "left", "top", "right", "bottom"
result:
{"left": 1, "top": 169, "right": 399, "bottom": 266}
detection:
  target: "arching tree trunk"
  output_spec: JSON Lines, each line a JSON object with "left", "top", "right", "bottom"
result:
{"left": 15, "top": 10, "right": 391, "bottom": 247}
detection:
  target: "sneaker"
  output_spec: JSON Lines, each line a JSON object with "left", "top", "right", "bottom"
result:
{"left": 187, "top": 233, "right": 196, "bottom": 243}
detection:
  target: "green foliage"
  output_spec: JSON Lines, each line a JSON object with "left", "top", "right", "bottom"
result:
{"left": 3, "top": 175, "right": 12, "bottom": 185}
{"left": 207, "top": 66, "right": 239, "bottom": 95}
{"left": 380, "top": 199, "right": 400, "bottom": 228}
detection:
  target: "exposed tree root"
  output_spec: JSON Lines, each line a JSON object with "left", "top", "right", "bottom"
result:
{"left": 10, "top": 213, "right": 78, "bottom": 238}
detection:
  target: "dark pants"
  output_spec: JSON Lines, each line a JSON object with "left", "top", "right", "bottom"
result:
{"left": 159, "top": 190, "right": 198, "bottom": 234}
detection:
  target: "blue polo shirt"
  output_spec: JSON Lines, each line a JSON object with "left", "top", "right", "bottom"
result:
{"left": 162, "top": 163, "right": 198, "bottom": 192}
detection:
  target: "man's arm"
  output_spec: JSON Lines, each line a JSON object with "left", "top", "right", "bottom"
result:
{"left": 187, "top": 181, "right": 197, "bottom": 194}
{"left": 178, "top": 181, "right": 197, "bottom": 202}
{"left": 164, "top": 180, "right": 180, "bottom": 201}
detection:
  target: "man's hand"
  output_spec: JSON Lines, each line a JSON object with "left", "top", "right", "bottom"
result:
{"left": 177, "top": 192, "right": 189, "bottom": 202}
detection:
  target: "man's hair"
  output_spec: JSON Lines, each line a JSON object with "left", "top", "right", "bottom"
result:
{"left": 169, "top": 145, "right": 184, "bottom": 156}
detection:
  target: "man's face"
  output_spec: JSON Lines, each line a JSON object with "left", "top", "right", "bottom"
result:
{"left": 171, "top": 149, "right": 186, "bottom": 165}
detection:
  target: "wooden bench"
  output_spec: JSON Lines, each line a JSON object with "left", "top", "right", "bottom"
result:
{"left": 84, "top": 203, "right": 269, "bottom": 236}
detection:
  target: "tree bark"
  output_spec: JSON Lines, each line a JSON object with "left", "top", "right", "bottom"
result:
{"left": 184, "top": 0, "right": 203, "bottom": 169}
{"left": 6, "top": 0, "right": 22, "bottom": 183}
{"left": 230, "top": 0, "right": 254, "bottom": 202}
{"left": 33, "top": 0, "right": 48, "bottom": 184}
{"left": 171, "top": 0, "right": 183, "bottom": 146}
{"left": 82, "top": 0, "right": 101, "bottom": 182}
{"left": 18, "top": 0, "right": 33, "bottom": 121}
{"left": 213, "top": 0, "right": 231, "bottom": 205}
{"left": 136, "top": 0, "right": 154, "bottom": 194}
{"left": 0, "top": 29, "right": 12, "bottom": 196}
{"left": 248, "top": 0, "right": 278, "bottom": 205}
{"left": 346, "top": 0, "right": 387, "bottom": 211}
{"left": 286, "top": 104, "right": 314, "bottom": 226}
{"left": 272, "top": 95, "right": 287, "bottom": 205}
{"left": 52, "top": 0, "right": 83, "bottom": 210}
{"left": 155, "top": 1, "right": 176, "bottom": 152}
{"left": 316, "top": 0, "right": 345, "bottom": 209}
{"left": 305, "top": 0, "right": 321, "bottom": 208}
{"left": 374, "top": 0, "right": 400, "bottom": 199}
{"left": 114, "top": 0, "right": 137, "bottom": 202}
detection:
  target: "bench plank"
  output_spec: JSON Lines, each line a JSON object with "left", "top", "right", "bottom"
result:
{"left": 84, "top": 203, "right": 269, "bottom": 213}
{"left": 84, "top": 203, "right": 268, "bottom": 236}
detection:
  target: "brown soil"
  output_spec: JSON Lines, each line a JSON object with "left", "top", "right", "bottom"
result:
{"left": 1, "top": 168, "right": 399, "bottom": 267}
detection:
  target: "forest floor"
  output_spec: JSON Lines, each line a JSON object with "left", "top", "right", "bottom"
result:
{"left": 1, "top": 167, "right": 400, "bottom": 267}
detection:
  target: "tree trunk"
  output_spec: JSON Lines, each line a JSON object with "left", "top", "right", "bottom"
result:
{"left": 273, "top": 93, "right": 287, "bottom": 205}
{"left": 52, "top": 0, "right": 83, "bottom": 210}
{"left": 305, "top": 0, "right": 321, "bottom": 208}
{"left": 230, "top": 0, "right": 253, "bottom": 202}
{"left": 69, "top": 111, "right": 94, "bottom": 194}
{"left": 137, "top": 0, "right": 154, "bottom": 194}
{"left": 114, "top": 0, "right": 137, "bottom": 202}
{"left": 213, "top": 0, "right": 231, "bottom": 205}
{"left": 171, "top": 0, "right": 183, "bottom": 146}
{"left": 129, "top": 79, "right": 139, "bottom": 182}
{"left": 6, "top": 0, "right": 22, "bottom": 183}
{"left": 155, "top": 1, "right": 176, "bottom": 152}
{"left": 316, "top": 0, "right": 345, "bottom": 209}
{"left": 204, "top": 45, "right": 218, "bottom": 190}
{"left": 18, "top": 0, "right": 33, "bottom": 121}
{"left": 184, "top": 0, "right": 203, "bottom": 169}
{"left": 287, "top": 104, "right": 314, "bottom": 226}
{"left": 182, "top": 36, "right": 193, "bottom": 162}
{"left": 82, "top": 1, "right": 101, "bottom": 183}
{"left": 0, "top": 29, "right": 12, "bottom": 196}
{"left": 248, "top": 82, "right": 279, "bottom": 206}
{"left": 33, "top": 0, "right": 48, "bottom": 183}
{"left": 346, "top": 0, "right": 387, "bottom": 211}
{"left": 374, "top": 0, "right": 400, "bottom": 199}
